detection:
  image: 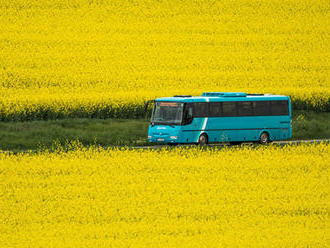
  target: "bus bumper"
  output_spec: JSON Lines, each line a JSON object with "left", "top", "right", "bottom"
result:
{"left": 148, "top": 135, "right": 179, "bottom": 144}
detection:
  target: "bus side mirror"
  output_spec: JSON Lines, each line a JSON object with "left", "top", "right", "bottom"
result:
{"left": 144, "top": 100, "right": 154, "bottom": 118}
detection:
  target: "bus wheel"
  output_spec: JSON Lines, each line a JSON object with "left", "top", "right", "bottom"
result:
{"left": 259, "top": 132, "right": 269, "bottom": 144}
{"left": 198, "top": 134, "right": 208, "bottom": 146}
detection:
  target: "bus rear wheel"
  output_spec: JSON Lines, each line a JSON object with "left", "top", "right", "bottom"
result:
{"left": 198, "top": 134, "right": 208, "bottom": 146}
{"left": 259, "top": 132, "right": 269, "bottom": 144}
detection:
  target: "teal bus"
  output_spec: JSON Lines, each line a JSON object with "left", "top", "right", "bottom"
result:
{"left": 147, "top": 92, "right": 292, "bottom": 145}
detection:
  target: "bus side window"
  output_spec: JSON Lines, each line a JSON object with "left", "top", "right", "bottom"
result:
{"left": 188, "top": 106, "right": 193, "bottom": 117}
{"left": 253, "top": 101, "right": 270, "bottom": 116}
{"left": 193, "top": 103, "right": 208, "bottom": 117}
{"left": 271, "top": 101, "right": 289, "bottom": 115}
{"left": 183, "top": 103, "right": 193, "bottom": 124}
{"left": 222, "top": 102, "right": 237, "bottom": 117}
{"left": 209, "top": 102, "right": 222, "bottom": 117}
{"left": 237, "top": 101, "right": 253, "bottom": 116}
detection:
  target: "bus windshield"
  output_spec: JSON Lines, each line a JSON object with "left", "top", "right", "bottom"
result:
{"left": 151, "top": 102, "right": 184, "bottom": 125}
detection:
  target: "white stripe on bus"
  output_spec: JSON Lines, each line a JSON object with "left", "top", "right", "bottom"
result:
{"left": 197, "top": 97, "right": 209, "bottom": 142}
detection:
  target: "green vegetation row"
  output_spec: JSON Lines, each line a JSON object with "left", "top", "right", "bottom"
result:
{"left": 0, "top": 111, "right": 329, "bottom": 152}
{"left": 1, "top": 98, "right": 329, "bottom": 122}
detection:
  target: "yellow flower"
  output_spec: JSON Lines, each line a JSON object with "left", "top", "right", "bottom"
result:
{"left": 0, "top": 143, "right": 329, "bottom": 246}
{"left": 0, "top": 0, "right": 329, "bottom": 119}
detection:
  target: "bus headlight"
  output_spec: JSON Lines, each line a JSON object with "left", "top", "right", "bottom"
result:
{"left": 170, "top": 136, "right": 178, "bottom": 139}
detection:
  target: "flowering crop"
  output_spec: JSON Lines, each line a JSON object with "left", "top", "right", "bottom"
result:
{"left": 0, "top": 0, "right": 329, "bottom": 120}
{"left": 0, "top": 143, "right": 329, "bottom": 247}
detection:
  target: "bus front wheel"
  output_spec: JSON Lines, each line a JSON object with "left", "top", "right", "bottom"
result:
{"left": 259, "top": 132, "right": 269, "bottom": 144}
{"left": 198, "top": 134, "right": 208, "bottom": 146}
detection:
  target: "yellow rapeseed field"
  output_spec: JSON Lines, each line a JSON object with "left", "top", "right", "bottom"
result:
{"left": 0, "top": 0, "right": 329, "bottom": 119}
{"left": 0, "top": 143, "right": 329, "bottom": 247}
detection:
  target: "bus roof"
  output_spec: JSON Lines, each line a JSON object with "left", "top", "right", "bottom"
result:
{"left": 155, "top": 92, "right": 290, "bottom": 102}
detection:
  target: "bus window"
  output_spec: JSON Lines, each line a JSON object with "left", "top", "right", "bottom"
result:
{"left": 270, "top": 101, "right": 289, "bottom": 115}
{"left": 253, "top": 101, "right": 271, "bottom": 116}
{"left": 192, "top": 103, "right": 208, "bottom": 117}
{"left": 151, "top": 102, "right": 184, "bottom": 125}
{"left": 237, "top": 101, "right": 253, "bottom": 116}
{"left": 222, "top": 102, "right": 237, "bottom": 117}
{"left": 183, "top": 103, "right": 194, "bottom": 125}
{"left": 209, "top": 102, "right": 222, "bottom": 117}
